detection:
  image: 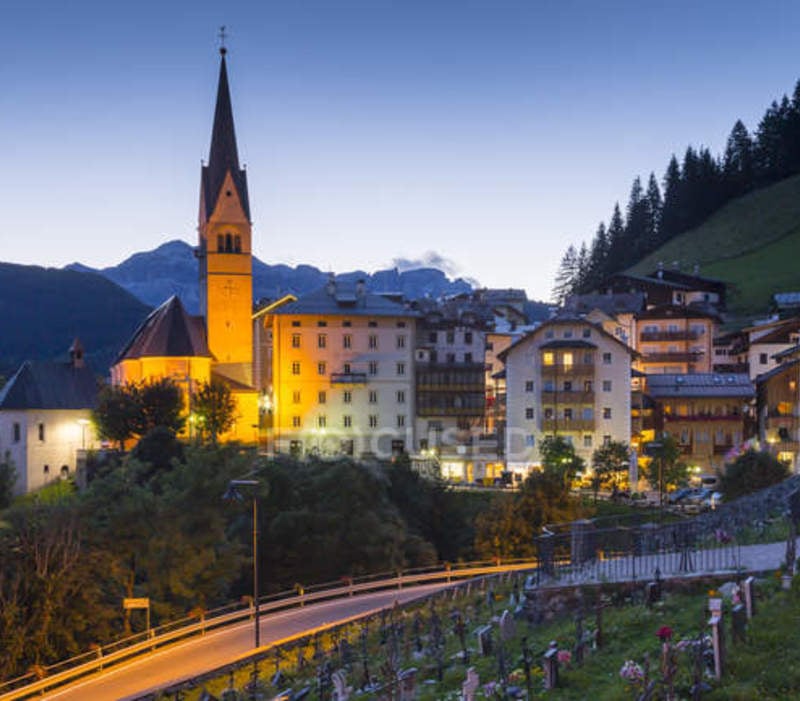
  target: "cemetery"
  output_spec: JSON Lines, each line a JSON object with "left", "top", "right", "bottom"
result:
{"left": 145, "top": 565, "right": 800, "bottom": 700}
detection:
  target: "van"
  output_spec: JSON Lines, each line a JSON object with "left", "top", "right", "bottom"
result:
{"left": 699, "top": 474, "right": 720, "bottom": 490}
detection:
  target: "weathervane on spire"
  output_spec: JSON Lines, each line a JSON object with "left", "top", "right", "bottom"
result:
{"left": 218, "top": 25, "right": 228, "bottom": 55}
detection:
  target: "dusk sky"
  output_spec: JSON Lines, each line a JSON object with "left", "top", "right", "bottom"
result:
{"left": 4, "top": 1, "right": 800, "bottom": 301}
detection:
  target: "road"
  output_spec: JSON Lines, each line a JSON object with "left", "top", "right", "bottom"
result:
{"left": 43, "top": 583, "right": 450, "bottom": 701}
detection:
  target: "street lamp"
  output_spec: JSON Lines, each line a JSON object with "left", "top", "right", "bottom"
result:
{"left": 223, "top": 478, "right": 261, "bottom": 648}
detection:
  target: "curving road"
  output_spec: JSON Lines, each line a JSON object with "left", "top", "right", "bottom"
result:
{"left": 43, "top": 583, "right": 452, "bottom": 701}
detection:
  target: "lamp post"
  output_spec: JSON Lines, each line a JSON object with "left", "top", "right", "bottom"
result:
{"left": 223, "top": 478, "right": 261, "bottom": 648}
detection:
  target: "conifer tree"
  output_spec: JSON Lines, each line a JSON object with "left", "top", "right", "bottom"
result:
{"left": 552, "top": 244, "right": 579, "bottom": 305}
{"left": 722, "top": 119, "right": 754, "bottom": 197}
{"left": 645, "top": 172, "right": 662, "bottom": 249}
{"left": 604, "top": 203, "right": 626, "bottom": 274}
{"left": 624, "top": 176, "right": 650, "bottom": 262}
{"left": 660, "top": 155, "right": 683, "bottom": 242}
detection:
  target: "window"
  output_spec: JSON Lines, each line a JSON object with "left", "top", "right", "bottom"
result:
{"left": 544, "top": 408, "right": 554, "bottom": 419}
{"left": 544, "top": 380, "right": 555, "bottom": 392}
{"left": 341, "top": 439, "right": 354, "bottom": 455}
{"left": 464, "top": 352, "right": 473, "bottom": 363}
{"left": 291, "top": 333, "right": 301, "bottom": 348}
{"left": 291, "top": 320, "right": 300, "bottom": 327}
{"left": 760, "top": 353, "right": 768, "bottom": 365}
{"left": 525, "top": 435, "right": 535, "bottom": 446}
{"left": 318, "top": 334, "right": 327, "bottom": 349}
{"left": 564, "top": 408, "right": 573, "bottom": 420}
{"left": 545, "top": 329, "right": 554, "bottom": 339}
{"left": 369, "top": 415, "right": 379, "bottom": 428}
{"left": 369, "top": 361, "right": 378, "bottom": 376}
{"left": 584, "top": 352, "right": 593, "bottom": 364}
{"left": 234, "top": 235, "right": 241, "bottom": 253}
{"left": 563, "top": 329, "right": 573, "bottom": 339}
{"left": 217, "top": 234, "right": 224, "bottom": 252}
{"left": 603, "top": 435, "right": 611, "bottom": 446}
{"left": 368, "top": 334, "right": 378, "bottom": 349}
{"left": 343, "top": 362, "right": 351, "bottom": 374}
{"left": 486, "top": 341, "right": 494, "bottom": 351}
{"left": 583, "top": 407, "right": 594, "bottom": 420}
{"left": 525, "top": 380, "right": 534, "bottom": 392}
{"left": 317, "top": 320, "right": 327, "bottom": 327}
{"left": 602, "top": 380, "right": 612, "bottom": 392}
{"left": 318, "top": 390, "right": 327, "bottom": 404}
{"left": 368, "top": 320, "right": 378, "bottom": 328}
{"left": 343, "top": 391, "right": 352, "bottom": 404}
{"left": 603, "top": 407, "right": 612, "bottom": 419}
{"left": 446, "top": 331, "right": 455, "bottom": 344}
{"left": 318, "top": 362, "right": 326, "bottom": 375}
{"left": 369, "top": 390, "right": 378, "bottom": 404}
{"left": 291, "top": 361, "right": 301, "bottom": 375}
{"left": 343, "top": 320, "right": 352, "bottom": 327}
{"left": 397, "top": 415, "right": 405, "bottom": 428}
{"left": 542, "top": 352, "right": 554, "bottom": 366}
{"left": 396, "top": 362, "right": 406, "bottom": 376}
{"left": 583, "top": 434, "right": 592, "bottom": 448}
{"left": 397, "top": 321, "right": 406, "bottom": 328}
{"left": 603, "top": 353, "right": 612, "bottom": 365}
{"left": 446, "top": 353, "right": 456, "bottom": 363}
{"left": 292, "top": 390, "right": 301, "bottom": 404}
{"left": 562, "top": 352, "right": 573, "bottom": 368}
{"left": 525, "top": 407, "right": 534, "bottom": 419}
{"left": 317, "top": 415, "right": 327, "bottom": 428}
{"left": 397, "top": 390, "right": 406, "bottom": 404}
{"left": 343, "top": 415, "right": 352, "bottom": 428}
{"left": 292, "top": 416, "right": 301, "bottom": 428}
{"left": 563, "top": 380, "right": 573, "bottom": 392}
{"left": 584, "top": 380, "right": 593, "bottom": 392}
{"left": 13, "top": 423, "right": 20, "bottom": 443}
{"left": 38, "top": 423, "right": 45, "bottom": 442}
{"left": 582, "top": 328, "right": 591, "bottom": 338}
{"left": 43, "top": 464, "right": 50, "bottom": 475}
{"left": 428, "top": 331, "right": 437, "bottom": 343}
{"left": 397, "top": 335, "right": 406, "bottom": 349}
{"left": 465, "top": 331, "right": 473, "bottom": 344}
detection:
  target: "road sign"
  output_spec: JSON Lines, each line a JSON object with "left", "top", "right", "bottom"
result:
{"left": 123, "top": 597, "right": 150, "bottom": 610}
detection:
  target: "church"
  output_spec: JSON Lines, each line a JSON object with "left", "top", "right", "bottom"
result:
{"left": 112, "top": 46, "right": 260, "bottom": 443}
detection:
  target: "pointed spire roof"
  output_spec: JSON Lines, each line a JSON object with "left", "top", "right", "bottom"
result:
{"left": 202, "top": 49, "right": 251, "bottom": 221}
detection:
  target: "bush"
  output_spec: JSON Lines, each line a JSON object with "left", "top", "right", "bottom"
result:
{"left": 720, "top": 450, "right": 790, "bottom": 500}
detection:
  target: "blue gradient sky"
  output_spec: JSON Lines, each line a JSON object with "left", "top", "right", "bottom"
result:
{"left": 3, "top": 1, "right": 800, "bottom": 301}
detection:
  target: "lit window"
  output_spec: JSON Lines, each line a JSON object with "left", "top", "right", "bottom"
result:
{"left": 543, "top": 352, "right": 555, "bottom": 366}
{"left": 562, "top": 352, "right": 573, "bottom": 368}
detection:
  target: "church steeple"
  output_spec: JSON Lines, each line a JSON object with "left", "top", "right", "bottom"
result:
{"left": 201, "top": 47, "right": 250, "bottom": 222}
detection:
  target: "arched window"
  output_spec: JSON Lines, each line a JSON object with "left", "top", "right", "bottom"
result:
{"left": 225, "top": 233, "right": 233, "bottom": 252}
{"left": 234, "top": 235, "right": 241, "bottom": 253}
{"left": 217, "top": 234, "right": 225, "bottom": 252}
{"left": 60, "top": 465, "right": 70, "bottom": 479}
{"left": 43, "top": 464, "right": 50, "bottom": 475}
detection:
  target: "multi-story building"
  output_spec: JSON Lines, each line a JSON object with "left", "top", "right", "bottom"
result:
{"left": 412, "top": 299, "right": 495, "bottom": 482}
{"left": 745, "top": 316, "right": 800, "bottom": 381}
{"left": 501, "top": 318, "right": 633, "bottom": 475}
{"left": 756, "top": 347, "right": 800, "bottom": 470}
{"left": 259, "top": 279, "right": 416, "bottom": 459}
{"left": 646, "top": 373, "right": 754, "bottom": 473}
{"left": 634, "top": 305, "right": 719, "bottom": 374}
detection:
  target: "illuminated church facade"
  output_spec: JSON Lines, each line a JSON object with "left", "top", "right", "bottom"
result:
{"left": 111, "top": 47, "right": 259, "bottom": 443}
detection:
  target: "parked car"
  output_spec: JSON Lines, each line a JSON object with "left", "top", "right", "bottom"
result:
{"left": 668, "top": 487, "right": 692, "bottom": 504}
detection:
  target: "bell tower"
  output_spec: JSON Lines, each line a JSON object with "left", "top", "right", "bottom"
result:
{"left": 198, "top": 44, "right": 253, "bottom": 379}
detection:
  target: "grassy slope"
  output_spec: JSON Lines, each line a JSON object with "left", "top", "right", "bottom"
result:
{"left": 629, "top": 173, "right": 800, "bottom": 320}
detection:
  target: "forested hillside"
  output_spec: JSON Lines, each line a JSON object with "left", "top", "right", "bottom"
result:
{"left": 553, "top": 78, "right": 800, "bottom": 311}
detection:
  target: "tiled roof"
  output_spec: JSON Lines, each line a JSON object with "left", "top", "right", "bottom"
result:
{"left": 645, "top": 373, "right": 754, "bottom": 398}
{"left": 115, "top": 296, "right": 210, "bottom": 362}
{"left": 0, "top": 361, "right": 98, "bottom": 410}
{"left": 273, "top": 284, "right": 416, "bottom": 318}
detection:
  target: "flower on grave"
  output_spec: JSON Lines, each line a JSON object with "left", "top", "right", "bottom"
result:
{"left": 619, "top": 660, "right": 645, "bottom": 682}
{"left": 707, "top": 589, "right": 717, "bottom": 597}
{"left": 656, "top": 625, "right": 673, "bottom": 642}
{"left": 557, "top": 649, "right": 572, "bottom": 666}
{"left": 508, "top": 669, "right": 524, "bottom": 684}
{"left": 482, "top": 681, "right": 500, "bottom": 698}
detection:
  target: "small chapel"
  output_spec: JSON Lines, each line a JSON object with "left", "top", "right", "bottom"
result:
{"left": 111, "top": 45, "right": 259, "bottom": 443}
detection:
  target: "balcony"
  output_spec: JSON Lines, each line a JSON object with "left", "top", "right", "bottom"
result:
{"left": 541, "top": 418, "right": 595, "bottom": 432}
{"left": 541, "top": 390, "right": 595, "bottom": 403}
{"left": 639, "top": 330, "right": 699, "bottom": 342}
{"left": 540, "top": 363, "right": 595, "bottom": 377}
{"left": 641, "top": 352, "right": 703, "bottom": 363}
{"left": 664, "top": 413, "right": 743, "bottom": 422}
{"left": 713, "top": 444, "right": 734, "bottom": 455}
{"left": 416, "top": 406, "right": 485, "bottom": 417}
{"left": 330, "top": 372, "right": 368, "bottom": 384}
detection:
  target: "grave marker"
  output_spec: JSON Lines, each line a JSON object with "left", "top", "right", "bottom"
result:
{"left": 743, "top": 576, "right": 756, "bottom": 619}
{"left": 543, "top": 640, "right": 559, "bottom": 690}
{"left": 708, "top": 614, "right": 724, "bottom": 681}
{"left": 462, "top": 667, "right": 480, "bottom": 701}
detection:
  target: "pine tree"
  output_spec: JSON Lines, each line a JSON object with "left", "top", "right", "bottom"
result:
{"left": 645, "top": 172, "right": 662, "bottom": 250}
{"left": 584, "top": 222, "right": 609, "bottom": 292}
{"left": 755, "top": 97, "right": 792, "bottom": 183}
{"left": 605, "top": 203, "right": 626, "bottom": 274}
{"left": 552, "top": 244, "right": 579, "bottom": 305}
{"left": 660, "top": 155, "right": 683, "bottom": 241}
{"left": 623, "top": 176, "right": 650, "bottom": 263}
{"left": 722, "top": 119, "right": 755, "bottom": 197}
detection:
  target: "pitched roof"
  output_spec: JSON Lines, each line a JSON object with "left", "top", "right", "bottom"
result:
{"left": 497, "top": 318, "right": 634, "bottom": 361}
{"left": 115, "top": 296, "right": 210, "bottom": 362}
{"left": 201, "top": 51, "right": 250, "bottom": 221}
{"left": 645, "top": 373, "right": 754, "bottom": 399}
{"left": 0, "top": 361, "right": 98, "bottom": 410}
{"left": 273, "top": 283, "right": 416, "bottom": 318}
